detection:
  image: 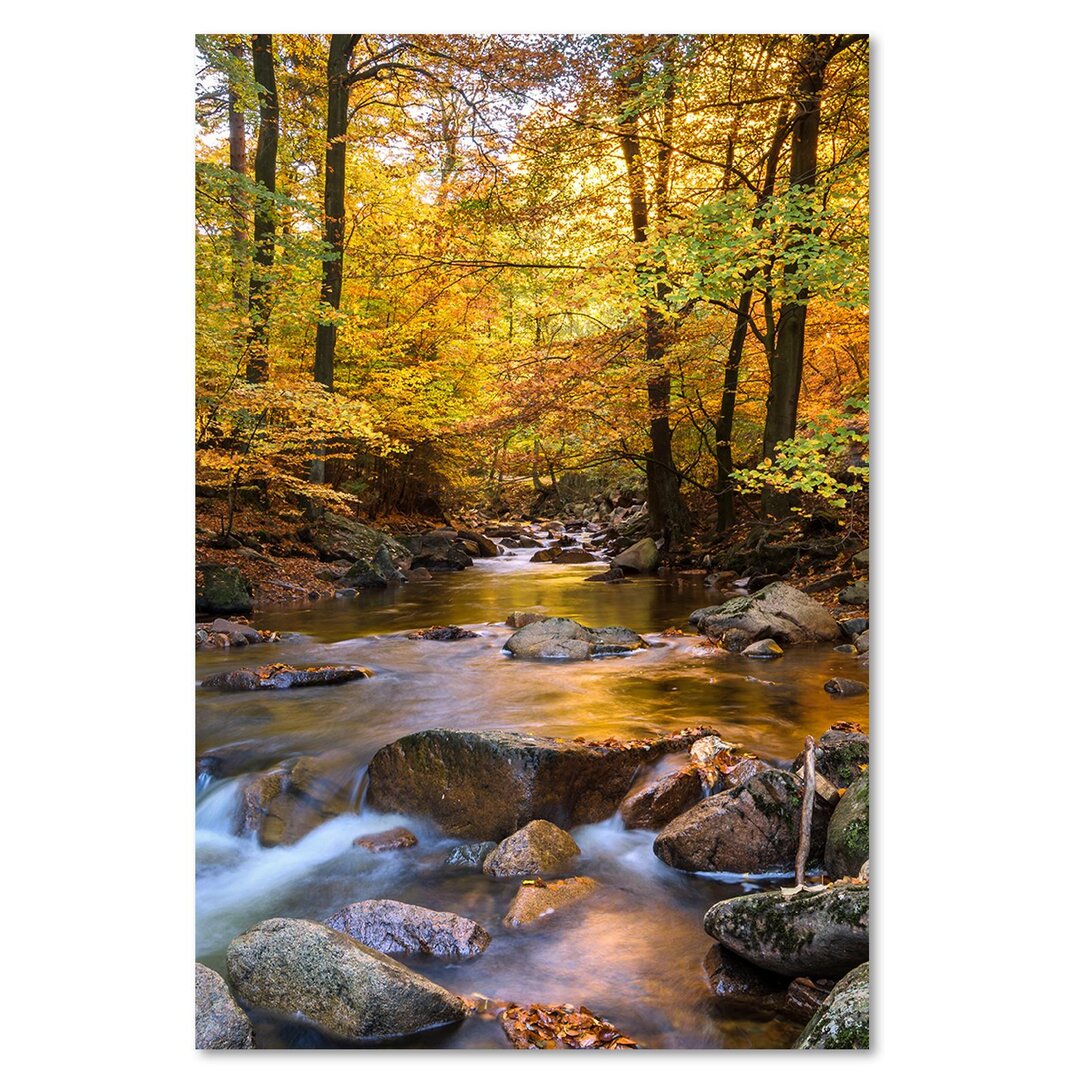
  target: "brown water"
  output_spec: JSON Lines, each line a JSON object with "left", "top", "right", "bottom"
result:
{"left": 195, "top": 548, "right": 869, "bottom": 1049}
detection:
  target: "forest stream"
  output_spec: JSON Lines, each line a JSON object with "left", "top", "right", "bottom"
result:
{"left": 195, "top": 535, "right": 869, "bottom": 1049}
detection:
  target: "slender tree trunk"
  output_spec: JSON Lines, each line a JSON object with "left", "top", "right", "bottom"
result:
{"left": 762, "top": 36, "right": 829, "bottom": 518}
{"left": 227, "top": 41, "right": 247, "bottom": 314}
{"left": 617, "top": 43, "right": 691, "bottom": 548}
{"left": 314, "top": 34, "right": 356, "bottom": 392}
{"left": 246, "top": 34, "right": 278, "bottom": 383}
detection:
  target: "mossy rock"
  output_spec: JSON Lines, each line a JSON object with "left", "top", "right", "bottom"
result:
{"left": 794, "top": 961, "right": 869, "bottom": 1048}
{"left": 825, "top": 772, "right": 869, "bottom": 878}
{"left": 197, "top": 564, "right": 253, "bottom": 615}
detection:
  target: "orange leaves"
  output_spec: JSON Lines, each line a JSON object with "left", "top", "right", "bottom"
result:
{"left": 499, "top": 1004, "right": 639, "bottom": 1050}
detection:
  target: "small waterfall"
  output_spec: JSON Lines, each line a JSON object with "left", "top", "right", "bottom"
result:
{"left": 348, "top": 764, "right": 369, "bottom": 811}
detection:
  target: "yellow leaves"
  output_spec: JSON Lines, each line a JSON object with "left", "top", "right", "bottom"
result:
{"left": 499, "top": 1004, "right": 639, "bottom": 1050}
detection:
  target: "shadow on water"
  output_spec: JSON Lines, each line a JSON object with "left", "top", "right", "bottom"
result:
{"left": 196, "top": 554, "right": 866, "bottom": 1049}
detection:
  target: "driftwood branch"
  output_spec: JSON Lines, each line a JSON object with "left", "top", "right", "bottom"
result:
{"left": 795, "top": 735, "right": 815, "bottom": 885}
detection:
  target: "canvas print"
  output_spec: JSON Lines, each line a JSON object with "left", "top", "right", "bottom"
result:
{"left": 195, "top": 32, "right": 870, "bottom": 1050}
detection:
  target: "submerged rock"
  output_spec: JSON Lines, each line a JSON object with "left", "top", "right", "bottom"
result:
{"left": 195, "top": 962, "right": 254, "bottom": 1049}
{"left": 483, "top": 819, "right": 580, "bottom": 878}
{"left": 704, "top": 883, "right": 869, "bottom": 979}
{"left": 324, "top": 899, "right": 490, "bottom": 958}
{"left": 201, "top": 664, "right": 373, "bottom": 692}
{"left": 225, "top": 918, "right": 468, "bottom": 1041}
{"left": 619, "top": 768, "right": 703, "bottom": 830}
{"left": 696, "top": 583, "right": 841, "bottom": 644}
{"left": 824, "top": 678, "right": 868, "bottom": 696}
{"left": 503, "top": 617, "right": 647, "bottom": 660}
{"left": 353, "top": 827, "right": 417, "bottom": 852}
{"left": 444, "top": 841, "right": 496, "bottom": 867}
{"left": 406, "top": 625, "right": 478, "bottom": 641}
{"left": 611, "top": 537, "right": 660, "bottom": 573}
{"left": 825, "top": 772, "right": 869, "bottom": 878}
{"left": 503, "top": 876, "right": 600, "bottom": 927}
{"left": 794, "top": 962, "right": 870, "bottom": 1048}
{"left": 367, "top": 727, "right": 720, "bottom": 839}
{"left": 585, "top": 566, "right": 626, "bottom": 583}
{"left": 549, "top": 548, "right": 596, "bottom": 564}
{"left": 741, "top": 638, "right": 784, "bottom": 659}
{"left": 197, "top": 564, "right": 253, "bottom": 615}
{"left": 702, "top": 943, "right": 788, "bottom": 1012}
{"left": 653, "top": 769, "right": 829, "bottom": 874}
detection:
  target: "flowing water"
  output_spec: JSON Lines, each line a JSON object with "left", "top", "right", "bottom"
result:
{"left": 195, "top": 543, "right": 869, "bottom": 1049}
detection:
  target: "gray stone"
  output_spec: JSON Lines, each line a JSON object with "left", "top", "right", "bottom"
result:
{"left": 324, "top": 899, "right": 490, "bottom": 958}
{"left": 225, "top": 918, "right": 467, "bottom": 1041}
{"left": 838, "top": 580, "right": 869, "bottom": 606}
{"left": 503, "top": 876, "right": 599, "bottom": 927}
{"left": 794, "top": 962, "right": 870, "bottom": 1048}
{"left": 797, "top": 728, "right": 869, "bottom": 789}
{"left": 210, "top": 618, "right": 260, "bottom": 643}
{"left": 839, "top": 617, "right": 869, "bottom": 638}
{"left": 483, "top": 819, "right": 580, "bottom": 877}
{"left": 741, "top": 638, "right": 783, "bottom": 659}
{"left": 611, "top": 537, "right": 660, "bottom": 573}
{"left": 823, "top": 678, "right": 868, "bottom": 696}
{"left": 854, "top": 629, "right": 869, "bottom": 653}
{"left": 305, "top": 513, "right": 410, "bottom": 566}
{"left": 503, "top": 617, "right": 647, "bottom": 660}
{"left": 825, "top": 772, "right": 869, "bottom": 879}
{"left": 445, "top": 841, "right": 496, "bottom": 867}
{"left": 195, "top": 962, "right": 254, "bottom": 1049}
{"left": 852, "top": 549, "right": 870, "bottom": 570}
{"left": 698, "top": 583, "right": 841, "bottom": 644}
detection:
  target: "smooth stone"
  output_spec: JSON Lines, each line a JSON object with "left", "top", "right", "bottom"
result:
{"left": 201, "top": 664, "right": 373, "bottom": 691}
{"left": 324, "top": 899, "right": 490, "bottom": 958}
{"left": 697, "top": 583, "right": 841, "bottom": 644}
{"left": 503, "top": 616, "right": 647, "bottom": 659}
{"left": 824, "top": 678, "right": 868, "bottom": 696}
{"left": 619, "top": 768, "right": 704, "bottom": 830}
{"left": 838, "top": 580, "right": 869, "bottom": 605}
{"left": 825, "top": 772, "right": 869, "bottom": 878}
{"left": 503, "top": 876, "right": 600, "bottom": 927}
{"left": 611, "top": 537, "right": 660, "bottom": 573}
{"left": 353, "top": 827, "right": 417, "bottom": 852}
{"left": 444, "top": 841, "right": 496, "bottom": 867}
{"left": 483, "top": 819, "right": 580, "bottom": 878}
{"left": 741, "top": 638, "right": 783, "bottom": 659}
{"left": 195, "top": 962, "right": 254, "bottom": 1049}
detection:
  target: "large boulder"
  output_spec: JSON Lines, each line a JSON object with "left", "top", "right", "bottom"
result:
{"left": 483, "top": 819, "right": 580, "bottom": 877}
{"left": 653, "top": 769, "right": 829, "bottom": 874}
{"left": 197, "top": 564, "right": 253, "bottom": 615}
{"left": 367, "top": 727, "right": 720, "bottom": 840}
{"left": 304, "top": 513, "right": 409, "bottom": 565}
{"left": 503, "top": 876, "right": 600, "bottom": 927}
{"left": 456, "top": 529, "right": 499, "bottom": 557}
{"left": 702, "top": 944, "right": 787, "bottom": 1012}
{"left": 619, "top": 768, "right": 703, "bottom": 830}
{"left": 825, "top": 772, "right": 870, "bottom": 878}
{"left": 696, "top": 583, "right": 841, "bottom": 644}
{"left": 704, "top": 883, "right": 869, "bottom": 978}
{"left": 195, "top": 962, "right": 254, "bottom": 1049}
{"left": 340, "top": 544, "right": 407, "bottom": 588}
{"left": 396, "top": 532, "right": 473, "bottom": 572}
{"left": 226, "top": 918, "right": 467, "bottom": 1041}
{"left": 324, "top": 899, "right": 490, "bottom": 958}
{"left": 611, "top": 537, "right": 660, "bottom": 573}
{"left": 794, "top": 962, "right": 870, "bottom": 1048}
{"left": 503, "top": 617, "right": 647, "bottom": 660}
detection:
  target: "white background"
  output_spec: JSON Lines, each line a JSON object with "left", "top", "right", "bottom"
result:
{"left": 2, "top": 1, "right": 1075, "bottom": 1074}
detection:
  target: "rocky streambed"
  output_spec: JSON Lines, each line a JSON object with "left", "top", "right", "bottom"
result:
{"left": 196, "top": 538, "right": 870, "bottom": 1050}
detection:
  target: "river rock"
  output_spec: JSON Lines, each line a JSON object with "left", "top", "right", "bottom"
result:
{"left": 697, "top": 583, "right": 841, "bottom": 644}
{"left": 794, "top": 962, "right": 870, "bottom": 1048}
{"left": 225, "top": 918, "right": 467, "bottom": 1041}
{"left": 529, "top": 548, "right": 557, "bottom": 563}
{"left": 367, "top": 727, "right": 718, "bottom": 839}
{"left": 483, "top": 819, "right": 580, "bottom": 877}
{"left": 550, "top": 548, "right": 596, "bottom": 564}
{"left": 838, "top": 581, "right": 869, "bottom": 606}
{"left": 209, "top": 618, "right": 261, "bottom": 643}
{"left": 619, "top": 768, "right": 703, "bottom": 830}
{"left": 340, "top": 543, "right": 407, "bottom": 588}
{"left": 825, "top": 772, "right": 869, "bottom": 878}
{"left": 834, "top": 644, "right": 858, "bottom": 654}
{"left": 503, "top": 876, "right": 600, "bottom": 927}
{"left": 839, "top": 617, "right": 869, "bottom": 638}
{"left": 197, "top": 564, "right": 253, "bottom": 615}
{"left": 703, "top": 943, "right": 787, "bottom": 1011}
{"left": 456, "top": 529, "right": 499, "bottom": 557}
{"left": 195, "top": 962, "right": 254, "bottom": 1048}
{"left": 353, "top": 827, "right": 417, "bottom": 851}
{"left": 324, "top": 899, "right": 490, "bottom": 958}
{"left": 784, "top": 976, "right": 837, "bottom": 1022}
{"left": 611, "top": 537, "right": 660, "bottom": 573}
{"left": 585, "top": 566, "right": 625, "bottom": 583}
{"left": 704, "top": 882, "right": 869, "bottom": 979}
{"left": 503, "top": 617, "right": 647, "bottom": 660}
{"left": 719, "top": 628, "right": 754, "bottom": 652}
{"left": 852, "top": 548, "right": 870, "bottom": 570}
{"left": 404, "top": 566, "right": 433, "bottom": 582}
{"left": 406, "top": 625, "right": 478, "bottom": 641}
{"left": 444, "top": 841, "right": 496, "bottom": 867}
{"left": 201, "top": 664, "right": 373, "bottom": 691}
{"left": 506, "top": 611, "right": 547, "bottom": 628}
{"left": 653, "top": 769, "right": 829, "bottom": 874}
{"left": 304, "top": 513, "right": 410, "bottom": 566}
{"left": 742, "top": 638, "right": 783, "bottom": 659}
{"left": 797, "top": 727, "right": 869, "bottom": 789}
{"left": 397, "top": 532, "right": 473, "bottom": 572}
{"left": 854, "top": 629, "right": 869, "bottom": 653}
{"left": 824, "top": 678, "right": 868, "bottom": 696}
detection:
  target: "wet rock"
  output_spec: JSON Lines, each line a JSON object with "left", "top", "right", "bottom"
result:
{"left": 335, "top": 588, "right": 357, "bottom": 599}
{"left": 195, "top": 628, "right": 210, "bottom": 646}
{"left": 834, "top": 644, "right": 858, "bottom": 654}
{"left": 742, "top": 638, "right": 783, "bottom": 659}
{"left": 611, "top": 537, "right": 660, "bottom": 573}
{"left": 824, "top": 678, "right": 867, "bottom": 696}
{"left": 201, "top": 664, "right": 373, "bottom": 692}
{"left": 314, "top": 565, "right": 348, "bottom": 582}
{"left": 529, "top": 548, "right": 557, "bottom": 563}
{"left": 653, "top": 769, "right": 829, "bottom": 874}
{"left": 718, "top": 628, "right": 754, "bottom": 652}
{"left": 406, "top": 625, "right": 478, "bottom": 641}
{"left": 324, "top": 899, "right": 489, "bottom": 958}
{"left": 838, "top": 580, "right": 869, "bottom": 606}
{"left": 689, "top": 735, "right": 735, "bottom": 766}
{"left": 704, "top": 883, "right": 870, "bottom": 979}
{"left": 839, "top": 617, "right": 869, "bottom": 639}
{"left": 444, "top": 841, "right": 496, "bottom": 867}
{"left": 340, "top": 543, "right": 407, "bottom": 588}
{"left": 506, "top": 611, "right": 547, "bottom": 628}
{"left": 719, "top": 756, "right": 773, "bottom": 790}
{"left": 397, "top": 532, "right": 473, "bottom": 572}
{"left": 688, "top": 605, "right": 726, "bottom": 627}
{"left": 550, "top": 548, "right": 596, "bottom": 564}
{"left": 225, "top": 918, "right": 467, "bottom": 1041}
{"left": 585, "top": 566, "right": 625, "bottom": 583}
{"left": 304, "top": 513, "right": 410, "bottom": 566}
{"left": 234, "top": 769, "right": 287, "bottom": 838}
{"left": 353, "top": 827, "right": 417, "bottom": 852}
{"left": 210, "top": 618, "right": 261, "bottom": 643}
{"left": 195, "top": 962, "right": 254, "bottom": 1049}
{"left": 483, "top": 819, "right": 580, "bottom": 878}
{"left": 197, "top": 564, "right": 253, "bottom": 615}
{"left": 825, "top": 772, "right": 869, "bottom": 879}
{"left": 404, "top": 566, "right": 433, "bottom": 582}
{"left": 783, "top": 976, "right": 836, "bottom": 1022}
{"left": 367, "top": 727, "right": 719, "bottom": 839}
{"left": 619, "top": 768, "right": 703, "bottom": 830}
{"left": 697, "top": 583, "right": 841, "bottom": 644}
{"left": 456, "top": 529, "right": 499, "bottom": 557}
{"left": 804, "top": 572, "right": 853, "bottom": 594}
{"left": 794, "top": 962, "right": 870, "bottom": 1048}
{"left": 503, "top": 876, "right": 600, "bottom": 927}
{"left": 854, "top": 629, "right": 869, "bottom": 654}
{"left": 703, "top": 943, "right": 787, "bottom": 1012}
{"left": 503, "top": 617, "right": 647, "bottom": 660}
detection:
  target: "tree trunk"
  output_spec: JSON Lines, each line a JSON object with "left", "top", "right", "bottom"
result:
{"left": 246, "top": 34, "right": 278, "bottom": 383}
{"left": 227, "top": 41, "right": 247, "bottom": 314}
{"left": 314, "top": 34, "right": 356, "bottom": 391}
{"left": 617, "top": 43, "right": 692, "bottom": 548}
{"left": 762, "top": 36, "right": 829, "bottom": 518}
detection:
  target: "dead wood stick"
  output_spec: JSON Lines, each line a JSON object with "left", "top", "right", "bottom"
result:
{"left": 795, "top": 735, "right": 815, "bottom": 885}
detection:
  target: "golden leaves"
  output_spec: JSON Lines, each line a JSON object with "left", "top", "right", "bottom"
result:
{"left": 499, "top": 1004, "right": 639, "bottom": 1050}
